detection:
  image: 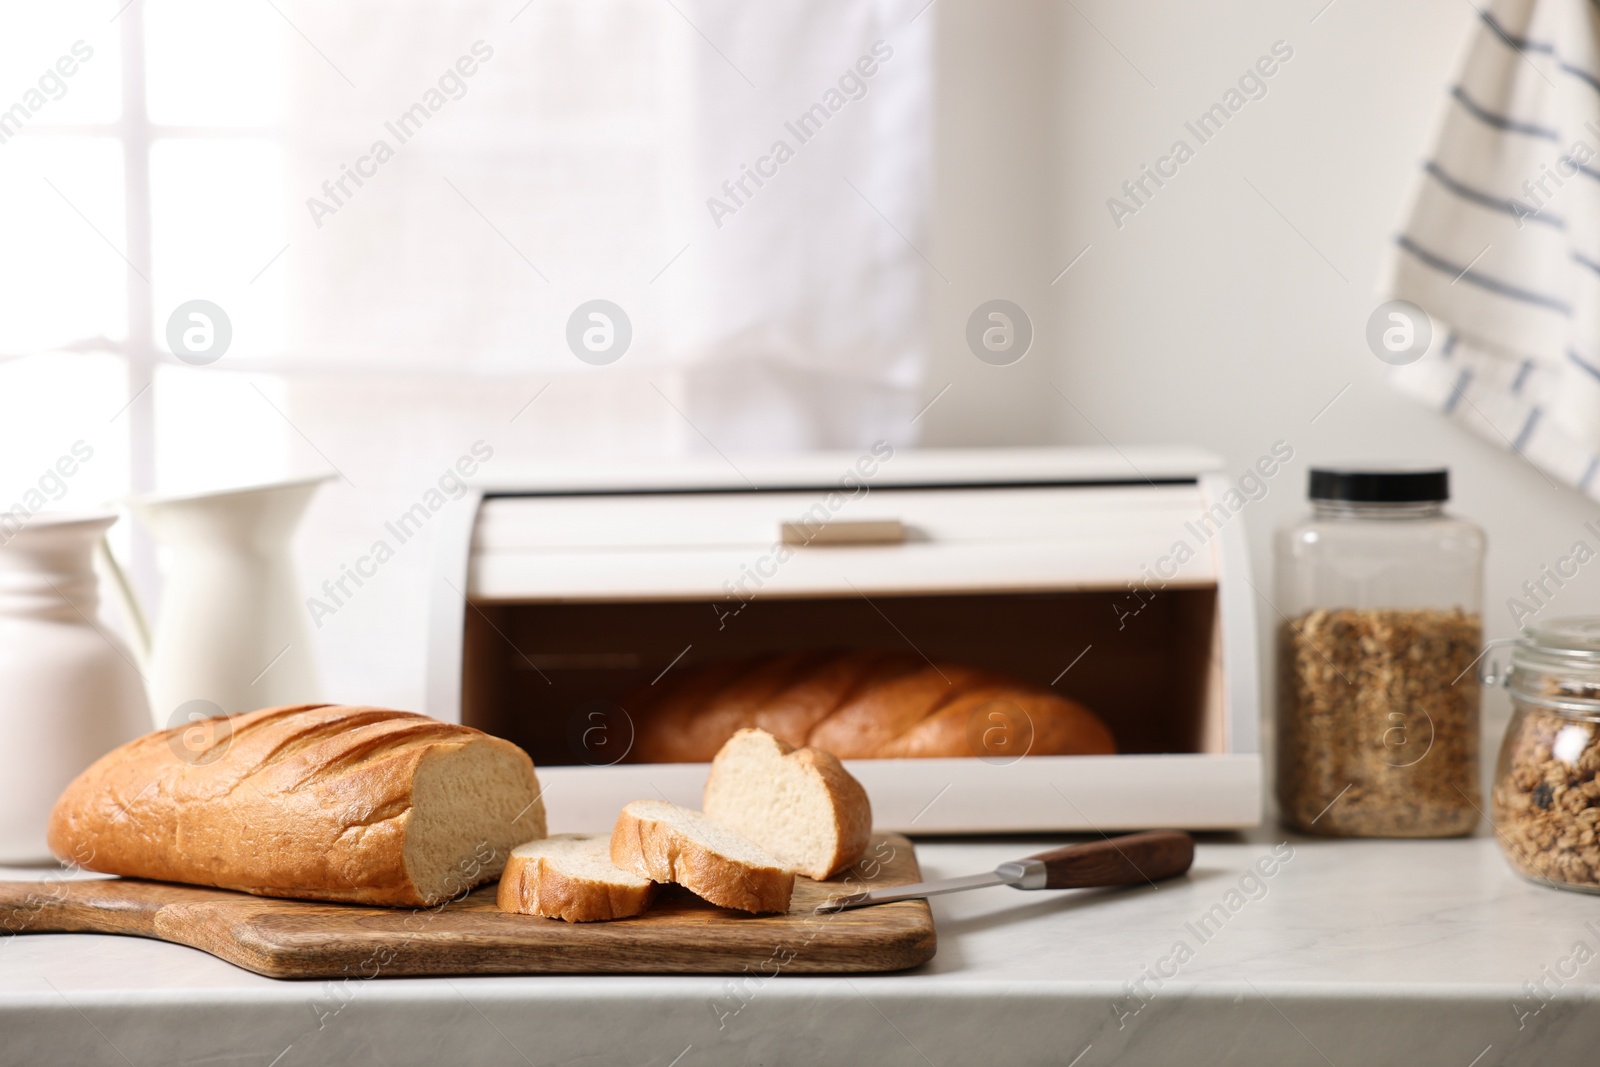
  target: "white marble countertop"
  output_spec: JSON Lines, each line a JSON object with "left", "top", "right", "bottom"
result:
{"left": 3, "top": 828, "right": 1599, "bottom": 1066}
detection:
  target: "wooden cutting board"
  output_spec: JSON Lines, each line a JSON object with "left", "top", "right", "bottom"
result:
{"left": 0, "top": 832, "right": 933, "bottom": 979}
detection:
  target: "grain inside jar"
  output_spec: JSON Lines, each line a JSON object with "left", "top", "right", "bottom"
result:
{"left": 1277, "top": 606, "right": 1481, "bottom": 837}
{"left": 1491, "top": 704, "right": 1600, "bottom": 888}
{"left": 1485, "top": 628, "right": 1600, "bottom": 895}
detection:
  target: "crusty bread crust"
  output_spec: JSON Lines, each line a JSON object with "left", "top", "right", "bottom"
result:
{"left": 750, "top": 651, "right": 917, "bottom": 747}
{"left": 47, "top": 704, "right": 546, "bottom": 907}
{"left": 655, "top": 652, "right": 823, "bottom": 764}
{"left": 625, "top": 650, "right": 1118, "bottom": 763}
{"left": 808, "top": 663, "right": 993, "bottom": 758}
{"left": 610, "top": 801, "right": 793, "bottom": 914}
{"left": 626, "top": 660, "right": 745, "bottom": 763}
{"left": 789, "top": 746, "right": 872, "bottom": 878}
{"left": 497, "top": 836, "right": 655, "bottom": 922}
{"left": 877, "top": 688, "right": 1116, "bottom": 759}
{"left": 704, "top": 729, "right": 872, "bottom": 880}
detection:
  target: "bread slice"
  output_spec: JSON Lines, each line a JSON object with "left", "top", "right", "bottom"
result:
{"left": 48, "top": 704, "right": 547, "bottom": 907}
{"left": 703, "top": 728, "right": 871, "bottom": 880}
{"left": 610, "top": 799, "right": 794, "bottom": 913}
{"left": 497, "top": 834, "right": 655, "bottom": 922}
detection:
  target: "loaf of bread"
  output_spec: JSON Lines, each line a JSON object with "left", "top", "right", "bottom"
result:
{"left": 48, "top": 704, "right": 547, "bottom": 907}
{"left": 611, "top": 799, "right": 794, "bottom": 913}
{"left": 498, "top": 834, "right": 655, "bottom": 922}
{"left": 626, "top": 650, "right": 1115, "bottom": 763}
{"left": 703, "top": 728, "right": 870, "bottom": 880}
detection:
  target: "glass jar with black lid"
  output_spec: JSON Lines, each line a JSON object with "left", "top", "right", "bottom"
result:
{"left": 1275, "top": 466, "right": 1484, "bottom": 836}
{"left": 1489, "top": 618, "right": 1600, "bottom": 892}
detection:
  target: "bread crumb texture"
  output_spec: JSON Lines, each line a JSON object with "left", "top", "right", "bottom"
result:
{"left": 497, "top": 833, "right": 655, "bottom": 921}
{"left": 611, "top": 799, "right": 793, "bottom": 913}
{"left": 703, "top": 728, "right": 870, "bottom": 879}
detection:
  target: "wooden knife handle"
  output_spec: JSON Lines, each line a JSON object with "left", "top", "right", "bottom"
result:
{"left": 1025, "top": 831, "right": 1194, "bottom": 889}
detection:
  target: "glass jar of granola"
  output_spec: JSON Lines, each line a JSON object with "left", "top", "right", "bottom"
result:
{"left": 1490, "top": 619, "right": 1600, "bottom": 893}
{"left": 1275, "top": 466, "right": 1484, "bottom": 837}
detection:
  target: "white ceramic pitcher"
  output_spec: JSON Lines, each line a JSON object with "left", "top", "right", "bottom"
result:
{"left": 0, "top": 513, "right": 150, "bottom": 862}
{"left": 103, "top": 475, "right": 330, "bottom": 728}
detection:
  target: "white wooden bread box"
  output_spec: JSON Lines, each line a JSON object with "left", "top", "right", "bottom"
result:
{"left": 426, "top": 446, "right": 1262, "bottom": 833}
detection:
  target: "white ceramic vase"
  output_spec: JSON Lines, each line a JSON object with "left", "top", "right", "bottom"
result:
{"left": 0, "top": 513, "right": 150, "bottom": 863}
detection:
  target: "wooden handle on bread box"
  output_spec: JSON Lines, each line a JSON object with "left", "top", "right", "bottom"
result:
{"left": 1021, "top": 831, "right": 1195, "bottom": 889}
{"left": 780, "top": 519, "right": 906, "bottom": 547}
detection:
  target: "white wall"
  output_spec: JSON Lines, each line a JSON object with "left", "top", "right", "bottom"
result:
{"left": 920, "top": 0, "right": 1600, "bottom": 750}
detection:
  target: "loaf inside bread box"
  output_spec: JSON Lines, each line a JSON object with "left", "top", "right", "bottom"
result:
{"left": 461, "top": 587, "right": 1222, "bottom": 766}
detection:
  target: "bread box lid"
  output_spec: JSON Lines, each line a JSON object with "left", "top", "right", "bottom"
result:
{"left": 464, "top": 446, "right": 1227, "bottom": 602}
{"left": 473, "top": 445, "right": 1223, "bottom": 495}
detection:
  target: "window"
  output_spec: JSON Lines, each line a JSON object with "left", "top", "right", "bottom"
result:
{"left": 2, "top": 0, "right": 932, "bottom": 706}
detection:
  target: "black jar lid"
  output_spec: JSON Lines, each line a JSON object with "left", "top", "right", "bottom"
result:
{"left": 1308, "top": 466, "right": 1449, "bottom": 503}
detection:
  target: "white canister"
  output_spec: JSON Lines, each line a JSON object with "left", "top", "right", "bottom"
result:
{"left": 0, "top": 513, "right": 149, "bottom": 863}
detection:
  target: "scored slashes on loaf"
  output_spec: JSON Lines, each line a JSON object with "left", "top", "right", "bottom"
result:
{"left": 49, "top": 704, "right": 547, "bottom": 907}
{"left": 624, "top": 649, "right": 1116, "bottom": 763}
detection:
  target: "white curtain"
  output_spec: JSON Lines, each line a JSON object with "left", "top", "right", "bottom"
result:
{"left": 266, "top": 0, "right": 934, "bottom": 707}
{"left": 261, "top": 0, "right": 933, "bottom": 451}
{"left": 0, "top": 0, "right": 935, "bottom": 710}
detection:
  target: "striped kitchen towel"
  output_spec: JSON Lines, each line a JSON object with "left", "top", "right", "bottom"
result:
{"left": 1388, "top": 0, "right": 1600, "bottom": 494}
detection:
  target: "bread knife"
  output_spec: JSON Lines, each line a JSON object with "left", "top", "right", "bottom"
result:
{"left": 817, "top": 831, "right": 1194, "bottom": 912}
